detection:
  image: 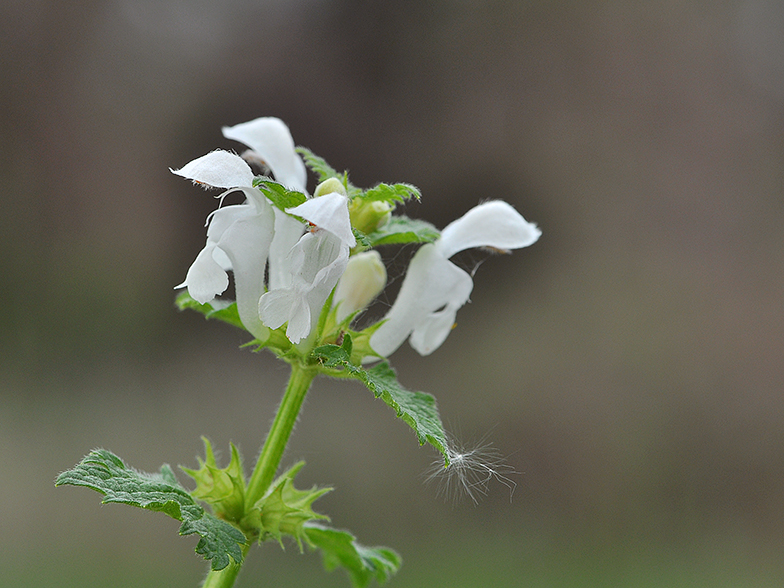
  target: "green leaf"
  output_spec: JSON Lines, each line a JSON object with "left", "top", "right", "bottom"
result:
{"left": 296, "top": 147, "right": 362, "bottom": 198}
{"left": 313, "top": 336, "right": 449, "bottom": 465}
{"left": 304, "top": 522, "right": 401, "bottom": 587}
{"left": 362, "top": 182, "right": 421, "bottom": 204}
{"left": 367, "top": 216, "right": 440, "bottom": 246}
{"left": 296, "top": 147, "right": 342, "bottom": 183}
{"left": 175, "top": 291, "right": 246, "bottom": 330}
{"left": 254, "top": 178, "right": 308, "bottom": 211}
{"left": 56, "top": 449, "right": 246, "bottom": 571}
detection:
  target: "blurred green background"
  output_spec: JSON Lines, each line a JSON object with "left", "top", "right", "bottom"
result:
{"left": 3, "top": 1, "right": 784, "bottom": 586}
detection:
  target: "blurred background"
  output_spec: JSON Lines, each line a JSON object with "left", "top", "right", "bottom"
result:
{"left": 3, "top": 1, "right": 784, "bottom": 586}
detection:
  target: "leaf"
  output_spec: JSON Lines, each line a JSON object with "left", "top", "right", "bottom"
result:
{"left": 296, "top": 147, "right": 362, "bottom": 198}
{"left": 362, "top": 182, "right": 421, "bottom": 204}
{"left": 296, "top": 147, "right": 342, "bottom": 183}
{"left": 367, "top": 216, "right": 440, "bottom": 246}
{"left": 56, "top": 449, "right": 246, "bottom": 571}
{"left": 313, "top": 336, "right": 449, "bottom": 465}
{"left": 254, "top": 178, "right": 308, "bottom": 211}
{"left": 175, "top": 291, "right": 245, "bottom": 330}
{"left": 304, "top": 522, "right": 401, "bottom": 587}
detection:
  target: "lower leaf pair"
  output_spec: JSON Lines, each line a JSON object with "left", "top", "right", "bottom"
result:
{"left": 56, "top": 448, "right": 399, "bottom": 587}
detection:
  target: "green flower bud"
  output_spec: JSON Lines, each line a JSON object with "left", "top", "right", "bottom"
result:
{"left": 314, "top": 177, "right": 347, "bottom": 198}
{"left": 333, "top": 250, "right": 387, "bottom": 323}
{"left": 349, "top": 198, "right": 392, "bottom": 234}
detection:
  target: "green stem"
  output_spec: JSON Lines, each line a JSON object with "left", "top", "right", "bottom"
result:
{"left": 200, "top": 361, "right": 317, "bottom": 588}
{"left": 245, "top": 362, "right": 317, "bottom": 507}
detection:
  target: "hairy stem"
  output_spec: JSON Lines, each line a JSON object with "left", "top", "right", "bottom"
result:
{"left": 245, "top": 362, "right": 317, "bottom": 506}
{"left": 200, "top": 362, "right": 317, "bottom": 588}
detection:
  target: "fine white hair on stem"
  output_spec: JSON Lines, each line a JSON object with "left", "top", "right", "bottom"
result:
{"left": 424, "top": 430, "right": 518, "bottom": 505}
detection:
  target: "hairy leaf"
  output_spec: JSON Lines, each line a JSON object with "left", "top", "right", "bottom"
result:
{"left": 313, "top": 336, "right": 449, "bottom": 465}
{"left": 296, "top": 147, "right": 341, "bottom": 183}
{"left": 296, "top": 147, "right": 362, "bottom": 198}
{"left": 56, "top": 449, "right": 246, "bottom": 571}
{"left": 362, "top": 182, "right": 421, "bottom": 204}
{"left": 367, "top": 216, "right": 440, "bottom": 246}
{"left": 304, "top": 522, "right": 401, "bottom": 587}
{"left": 254, "top": 178, "right": 308, "bottom": 211}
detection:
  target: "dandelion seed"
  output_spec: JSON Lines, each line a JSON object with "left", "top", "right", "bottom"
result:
{"left": 425, "top": 433, "right": 518, "bottom": 505}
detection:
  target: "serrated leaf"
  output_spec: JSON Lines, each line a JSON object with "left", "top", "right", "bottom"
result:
{"left": 367, "top": 216, "right": 440, "bottom": 246}
{"left": 255, "top": 178, "right": 308, "bottom": 211}
{"left": 296, "top": 147, "right": 342, "bottom": 183}
{"left": 56, "top": 449, "right": 246, "bottom": 571}
{"left": 313, "top": 336, "right": 449, "bottom": 465}
{"left": 176, "top": 291, "right": 246, "bottom": 330}
{"left": 296, "top": 147, "right": 362, "bottom": 198}
{"left": 362, "top": 182, "right": 420, "bottom": 204}
{"left": 304, "top": 522, "right": 401, "bottom": 588}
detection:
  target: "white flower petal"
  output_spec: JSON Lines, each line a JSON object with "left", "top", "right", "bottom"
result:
{"left": 409, "top": 304, "right": 461, "bottom": 356}
{"left": 172, "top": 150, "right": 254, "bottom": 189}
{"left": 284, "top": 297, "right": 312, "bottom": 343}
{"left": 286, "top": 192, "right": 356, "bottom": 247}
{"left": 258, "top": 289, "right": 294, "bottom": 330}
{"left": 222, "top": 117, "right": 307, "bottom": 193}
{"left": 260, "top": 231, "right": 349, "bottom": 343}
{"left": 436, "top": 200, "right": 541, "bottom": 259}
{"left": 213, "top": 200, "right": 275, "bottom": 341}
{"left": 267, "top": 208, "right": 305, "bottom": 290}
{"left": 182, "top": 243, "right": 230, "bottom": 304}
{"left": 369, "top": 244, "right": 473, "bottom": 358}
{"left": 206, "top": 203, "right": 254, "bottom": 241}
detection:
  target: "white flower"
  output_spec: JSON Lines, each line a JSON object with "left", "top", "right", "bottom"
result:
{"left": 173, "top": 150, "right": 274, "bottom": 341}
{"left": 333, "top": 250, "right": 387, "bottom": 323}
{"left": 222, "top": 117, "right": 308, "bottom": 291}
{"left": 258, "top": 192, "right": 357, "bottom": 344}
{"left": 368, "top": 200, "right": 541, "bottom": 358}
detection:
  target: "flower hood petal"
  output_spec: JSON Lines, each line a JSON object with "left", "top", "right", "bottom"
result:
{"left": 435, "top": 200, "right": 541, "bottom": 259}
{"left": 171, "top": 150, "right": 254, "bottom": 189}
{"left": 286, "top": 192, "right": 356, "bottom": 247}
{"left": 222, "top": 117, "right": 307, "bottom": 193}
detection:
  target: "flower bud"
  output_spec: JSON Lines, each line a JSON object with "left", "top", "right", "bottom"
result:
{"left": 314, "top": 177, "right": 347, "bottom": 198}
{"left": 349, "top": 198, "right": 392, "bottom": 234}
{"left": 333, "top": 250, "right": 387, "bottom": 323}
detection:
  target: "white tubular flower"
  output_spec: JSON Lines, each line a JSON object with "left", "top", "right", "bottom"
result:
{"left": 333, "top": 250, "right": 387, "bottom": 323}
{"left": 223, "top": 117, "right": 308, "bottom": 291}
{"left": 173, "top": 150, "right": 274, "bottom": 341}
{"left": 369, "top": 200, "right": 541, "bottom": 358}
{"left": 258, "top": 192, "right": 357, "bottom": 344}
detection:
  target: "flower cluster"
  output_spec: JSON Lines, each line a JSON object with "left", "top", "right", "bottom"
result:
{"left": 174, "top": 117, "right": 540, "bottom": 359}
